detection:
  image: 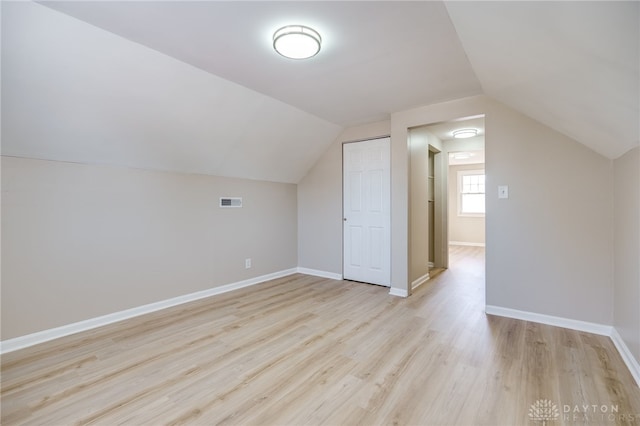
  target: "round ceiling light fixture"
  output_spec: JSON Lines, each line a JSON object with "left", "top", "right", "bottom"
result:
{"left": 452, "top": 152, "right": 474, "bottom": 160}
{"left": 273, "top": 25, "right": 321, "bottom": 59}
{"left": 452, "top": 129, "right": 478, "bottom": 139}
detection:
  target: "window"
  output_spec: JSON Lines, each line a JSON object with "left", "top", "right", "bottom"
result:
{"left": 458, "top": 170, "right": 485, "bottom": 216}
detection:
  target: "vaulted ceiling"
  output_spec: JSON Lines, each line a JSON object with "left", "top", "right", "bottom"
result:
{"left": 2, "top": 1, "right": 638, "bottom": 183}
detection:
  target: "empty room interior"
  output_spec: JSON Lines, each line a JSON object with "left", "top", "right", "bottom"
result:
{"left": 1, "top": 1, "right": 639, "bottom": 425}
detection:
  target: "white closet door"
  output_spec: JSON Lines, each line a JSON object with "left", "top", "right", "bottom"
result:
{"left": 343, "top": 137, "right": 391, "bottom": 286}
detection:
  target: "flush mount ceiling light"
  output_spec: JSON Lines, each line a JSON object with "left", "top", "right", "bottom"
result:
{"left": 273, "top": 25, "right": 321, "bottom": 59}
{"left": 452, "top": 152, "right": 474, "bottom": 160}
{"left": 452, "top": 129, "right": 478, "bottom": 139}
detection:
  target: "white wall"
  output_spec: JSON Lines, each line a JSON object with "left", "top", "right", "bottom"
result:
{"left": 1, "top": 157, "right": 297, "bottom": 339}
{"left": 613, "top": 147, "right": 640, "bottom": 366}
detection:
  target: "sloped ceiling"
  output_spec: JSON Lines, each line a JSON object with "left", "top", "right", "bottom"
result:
{"left": 2, "top": 2, "right": 638, "bottom": 185}
{"left": 1, "top": 1, "right": 342, "bottom": 183}
{"left": 32, "top": 1, "right": 483, "bottom": 127}
{"left": 445, "top": 1, "right": 639, "bottom": 159}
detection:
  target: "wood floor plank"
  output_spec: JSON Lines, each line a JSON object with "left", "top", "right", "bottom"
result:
{"left": 2, "top": 246, "right": 639, "bottom": 425}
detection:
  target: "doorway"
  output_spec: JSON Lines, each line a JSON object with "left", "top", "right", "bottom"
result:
{"left": 409, "top": 115, "right": 485, "bottom": 284}
{"left": 444, "top": 116, "right": 485, "bottom": 254}
{"left": 342, "top": 137, "right": 391, "bottom": 287}
{"left": 447, "top": 149, "right": 486, "bottom": 248}
{"left": 428, "top": 149, "right": 436, "bottom": 269}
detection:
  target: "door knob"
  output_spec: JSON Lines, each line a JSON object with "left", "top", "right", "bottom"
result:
{"left": 343, "top": 218, "right": 347, "bottom": 221}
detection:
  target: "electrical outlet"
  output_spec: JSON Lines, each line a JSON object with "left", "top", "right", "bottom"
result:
{"left": 245, "top": 258, "right": 252, "bottom": 269}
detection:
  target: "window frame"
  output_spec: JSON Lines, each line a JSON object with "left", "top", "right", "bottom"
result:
{"left": 457, "top": 169, "right": 486, "bottom": 217}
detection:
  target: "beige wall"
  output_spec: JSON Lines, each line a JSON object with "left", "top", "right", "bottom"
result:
{"left": 484, "top": 100, "right": 613, "bottom": 324}
{"left": 613, "top": 147, "right": 640, "bottom": 364}
{"left": 448, "top": 164, "right": 485, "bottom": 245}
{"left": 1, "top": 156, "right": 297, "bottom": 339}
{"left": 393, "top": 96, "right": 613, "bottom": 323}
{"left": 408, "top": 127, "right": 443, "bottom": 283}
{"left": 409, "top": 129, "right": 430, "bottom": 284}
{"left": 297, "top": 120, "right": 390, "bottom": 275}
{"left": 302, "top": 95, "right": 614, "bottom": 323}
{"left": 4, "top": 94, "right": 626, "bottom": 341}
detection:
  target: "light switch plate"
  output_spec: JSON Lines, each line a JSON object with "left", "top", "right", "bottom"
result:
{"left": 498, "top": 185, "right": 509, "bottom": 199}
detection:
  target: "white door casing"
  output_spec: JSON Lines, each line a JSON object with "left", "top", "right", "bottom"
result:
{"left": 343, "top": 137, "right": 391, "bottom": 286}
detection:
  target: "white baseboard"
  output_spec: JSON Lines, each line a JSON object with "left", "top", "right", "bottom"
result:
{"left": 0, "top": 268, "right": 297, "bottom": 354}
{"left": 296, "top": 267, "right": 342, "bottom": 280}
{"left": 389, "top": 287, "right": 409, "bottom": 297}
{"left": 485, "top": 305, "right": 612, "bottom": 336}
{"left": 449, "top": 241, "right": 486, "bottom": 247}
{"left": 610, "top": 328, "right": 640, "bottom": 387}
{"left": 411, "top": 273, "right": 430, "bottom": 290}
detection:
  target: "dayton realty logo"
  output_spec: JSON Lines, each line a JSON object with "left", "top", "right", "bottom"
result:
{"left": 562, "top": 403, "right": 629, "bottom": 422}
{"left": 529, "top": 399, "right": 560, "bottom": 425}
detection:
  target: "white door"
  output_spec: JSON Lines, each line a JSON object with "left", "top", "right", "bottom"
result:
{"left": 343, "top": 137, "right": 391, "bottom": 286}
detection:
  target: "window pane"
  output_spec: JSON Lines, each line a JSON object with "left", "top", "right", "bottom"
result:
{"left": 461, "top": 193, "right": 485, "bottom": 214}
{"left": 461, "top": 173, "right": 486, "bottom": 195}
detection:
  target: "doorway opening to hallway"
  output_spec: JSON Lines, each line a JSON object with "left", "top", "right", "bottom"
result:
{"left": 408, "top": 115, "right": 485, "bottom": 292}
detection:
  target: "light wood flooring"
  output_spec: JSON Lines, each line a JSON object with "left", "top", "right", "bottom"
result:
{"left": 2, "top": 246, "right": 639, "bottom": 425}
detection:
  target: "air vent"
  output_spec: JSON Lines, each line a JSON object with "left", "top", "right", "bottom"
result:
{"left": 219, "top": 197, "right": 242, "bottom": 208}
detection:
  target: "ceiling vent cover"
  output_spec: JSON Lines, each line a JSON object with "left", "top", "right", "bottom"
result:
{"left": 219, "top": 197, "right": 242, "bottom": 208}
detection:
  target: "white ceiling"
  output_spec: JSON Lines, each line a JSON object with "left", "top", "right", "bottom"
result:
{"left": 445, "top": 1, "right": 639, "bottom": 159}
{"left": 36, "top": 1, "right": 483, "bottom": 127}
{"left": 2, "top": 1, "right": 638, "bottom": 184}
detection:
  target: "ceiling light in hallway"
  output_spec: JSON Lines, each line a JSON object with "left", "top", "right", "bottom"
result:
{"left": 453, "top": 129, "right": 478, "bottom": 139}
